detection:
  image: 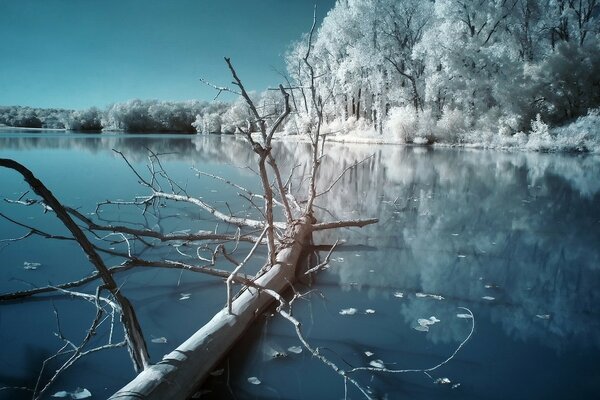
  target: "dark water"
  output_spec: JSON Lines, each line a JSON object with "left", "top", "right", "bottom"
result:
{"left": 0, "top": 132, "right": 599, "bottom": 399}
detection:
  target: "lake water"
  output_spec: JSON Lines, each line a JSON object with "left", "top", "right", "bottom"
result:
{"left": 1, "top": 131, "right": 599, "bottom": 399}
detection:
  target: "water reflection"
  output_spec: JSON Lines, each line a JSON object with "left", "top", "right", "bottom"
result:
{"left": 300, "top": 143, "right": 600, "bottom": 352}
{"left": 1, "top": 132, "right": 599, "bottom": 398}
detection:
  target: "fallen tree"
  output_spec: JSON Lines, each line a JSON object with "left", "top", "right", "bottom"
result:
{"left": 0, "top": 21, "right": 378, "bottom": 399}
{"left": 109, "top": 41, "right": 378, "bottom": 397}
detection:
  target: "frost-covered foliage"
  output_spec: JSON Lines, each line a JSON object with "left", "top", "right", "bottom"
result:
{"left": 0, "top": 106, "right": 70, "bottom": 129}
{"left": 283, "top": 0, "right": 600, "bottom": 150}
{"left": 102, "top": 99, "right": 228, "bottom": 133}
{"left": 64, "top": 107, "right": 103, "bottom": 131}
{"left": 1, "top": 101, "right": 234, "bottom": 133}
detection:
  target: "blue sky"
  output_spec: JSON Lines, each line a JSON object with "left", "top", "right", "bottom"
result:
{"left": 0, "top": 0, "right": 335, "bottom": 109}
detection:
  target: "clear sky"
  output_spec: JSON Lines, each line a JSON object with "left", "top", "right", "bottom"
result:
{"left": 0, "top": 0, "right": 335, "bottom": 110}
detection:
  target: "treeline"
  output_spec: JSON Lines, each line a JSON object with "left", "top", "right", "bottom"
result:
{"left": 0, "top": 101, "right": 220, "bottom": 133}
{"left": 3, "top": 0, "right": 599, "bottom": 144}
{"left": 282, "top": 0, "right": 600, "bottom": 144}
{"left": 0, "top": 93, "right": 289, "bottom": 134}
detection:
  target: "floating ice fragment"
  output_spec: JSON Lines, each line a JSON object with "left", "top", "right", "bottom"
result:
{"left": 52, "top": 388, "right": 92, "bottom": 399}
{"left": 339, "top": 308, "right": 357, "bottom": 315}
{"left": 434, "top": 377, "right": 451, "bottom": 385}
{"left": 179, "top": 293, "right": 191, "bottom": 301}
{"left": 247, "top": 377, "right": 261, "bottom": 385}
{"left": 451, "top": 233, "right": 459, "bottom": 236}
{"left": 23, "top": 262, "right": 41, "bottom": 270}
{"left": 482, "top": 296, "right": 495, "bottom": 301}
{"left": 414, "top": 325, "right": 429, "bottom": 332}
{"left": 417, "top": 316, "right": 441, "bottom": 328}
{"left": 364, "top": 351, "right": 374, "bottom": 357}
{"left": 536, "top": 314, "right": 551, "bottom": 320}
{"left": 393, "top": 291, "right": 404, "bottom": 298}
{"left": 457, "top": 254, "right": 467, "bottom": 258}
{"left": 416, "top": 292, "right": 445, "bottom": 300}
{"left": 151, "top": 337, "right": 168, "bottom": 344}
{"left": 369, "top": 359, "right": 385, "bottom": 368}
{"left": 355, "top": 254, "right": 361, "bottom": 257}
{"left": 263, "top": 343, "right": 287, "bottom": 359}
{"left": 209, "top": 369, "right": 224, "bottom": 376}
{"left": 365, "top": 309, "right": 376, "bottom": 314}
{"left": 456, "top": 313, "right": 473, "bottom": 319}
{"left": 71, "top": 389, "right": 92, "bottom": 399}
{"left": 452, "top": 383, "right": 461, "bottom": 389}
{"left": 288, "top": 346, "right": 302, "bottom": 354}
{"left": 333, "top": 257, "right": 344, "bottom": 262}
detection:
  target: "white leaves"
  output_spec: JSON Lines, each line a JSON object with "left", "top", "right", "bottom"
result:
{"left": 23, "top": 261, "right": 41, "bottom": 270}
{"left": 416, "top": 292, "right": 445, "bottom": 300}
{"left": 288, "top": 346, "right": 303, "bottom": 354}
{"left": 369, "top": 359, "right": 385, "bottom": 368}
{"left": 456, "top": 313, "right": 473, "bottom": 319}
{"left": 179, "top": 293, "right": 191, "bottom": 301}
{"left": 247, "top": 376, "right": 261, "bottom": 385}
{"left": 52, "top": 388, "right": 91, "bottom": 399}
{"left": 481, "top": 296, "right": 495, "bottom": 301}
{"left": 151, "top": 337, "right": 168, "bottom": 344}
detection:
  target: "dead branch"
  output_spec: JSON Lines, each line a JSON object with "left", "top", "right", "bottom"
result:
{"left": 66, "top": 206, "right": 261, "bottom": 243}
{"left": 316, "top": 154, "right": 375, "bottom": 198}
{"left": 193, "top": 168, "right": 285, "bottom": 208}
{"left": 227, "top": 226, "right": 269, "bottom": 314}
{"left": 0, "top": 211, "right": 75, "bottom": 242}
{"left": 152, "top": 191, "right": 285, "bottom": 229}
{"left": 0, "top": 158, "right": 151, "bottom": 372}
{"left": 198, "top": 77, "right": 241, "bottom": 100}
{"left": 311, "top": 218, "right": 379, "bottom": 231}
{"left": 304, "top": 239, "right": 339, "bottom": 275}
{"left": 346, "top": 308, "right": 475, "bottom": 378}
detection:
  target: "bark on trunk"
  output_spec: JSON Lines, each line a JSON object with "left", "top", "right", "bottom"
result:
{"left": 109, "top": 218, "right": 314, "bottom": 400}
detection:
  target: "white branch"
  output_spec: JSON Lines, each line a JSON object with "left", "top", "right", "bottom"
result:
{"left": 227, "top": 226, "right": 269, "bottom": 314}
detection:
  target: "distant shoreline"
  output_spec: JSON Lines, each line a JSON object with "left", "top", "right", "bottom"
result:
{"left": 0, "top": 125, "right": 67, "bottom": 132}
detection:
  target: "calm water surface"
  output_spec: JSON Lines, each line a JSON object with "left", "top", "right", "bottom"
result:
{"left": 0, "top": 132, "right": 599, "bottom": 399}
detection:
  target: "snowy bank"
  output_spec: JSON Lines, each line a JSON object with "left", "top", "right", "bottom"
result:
{"left": 276, "top": 110, "right": 600, "bottom": 154}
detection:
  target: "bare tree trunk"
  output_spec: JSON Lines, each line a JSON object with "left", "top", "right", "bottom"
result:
{"left": 109, "top": 218, "right": 314, "bottom": 400}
